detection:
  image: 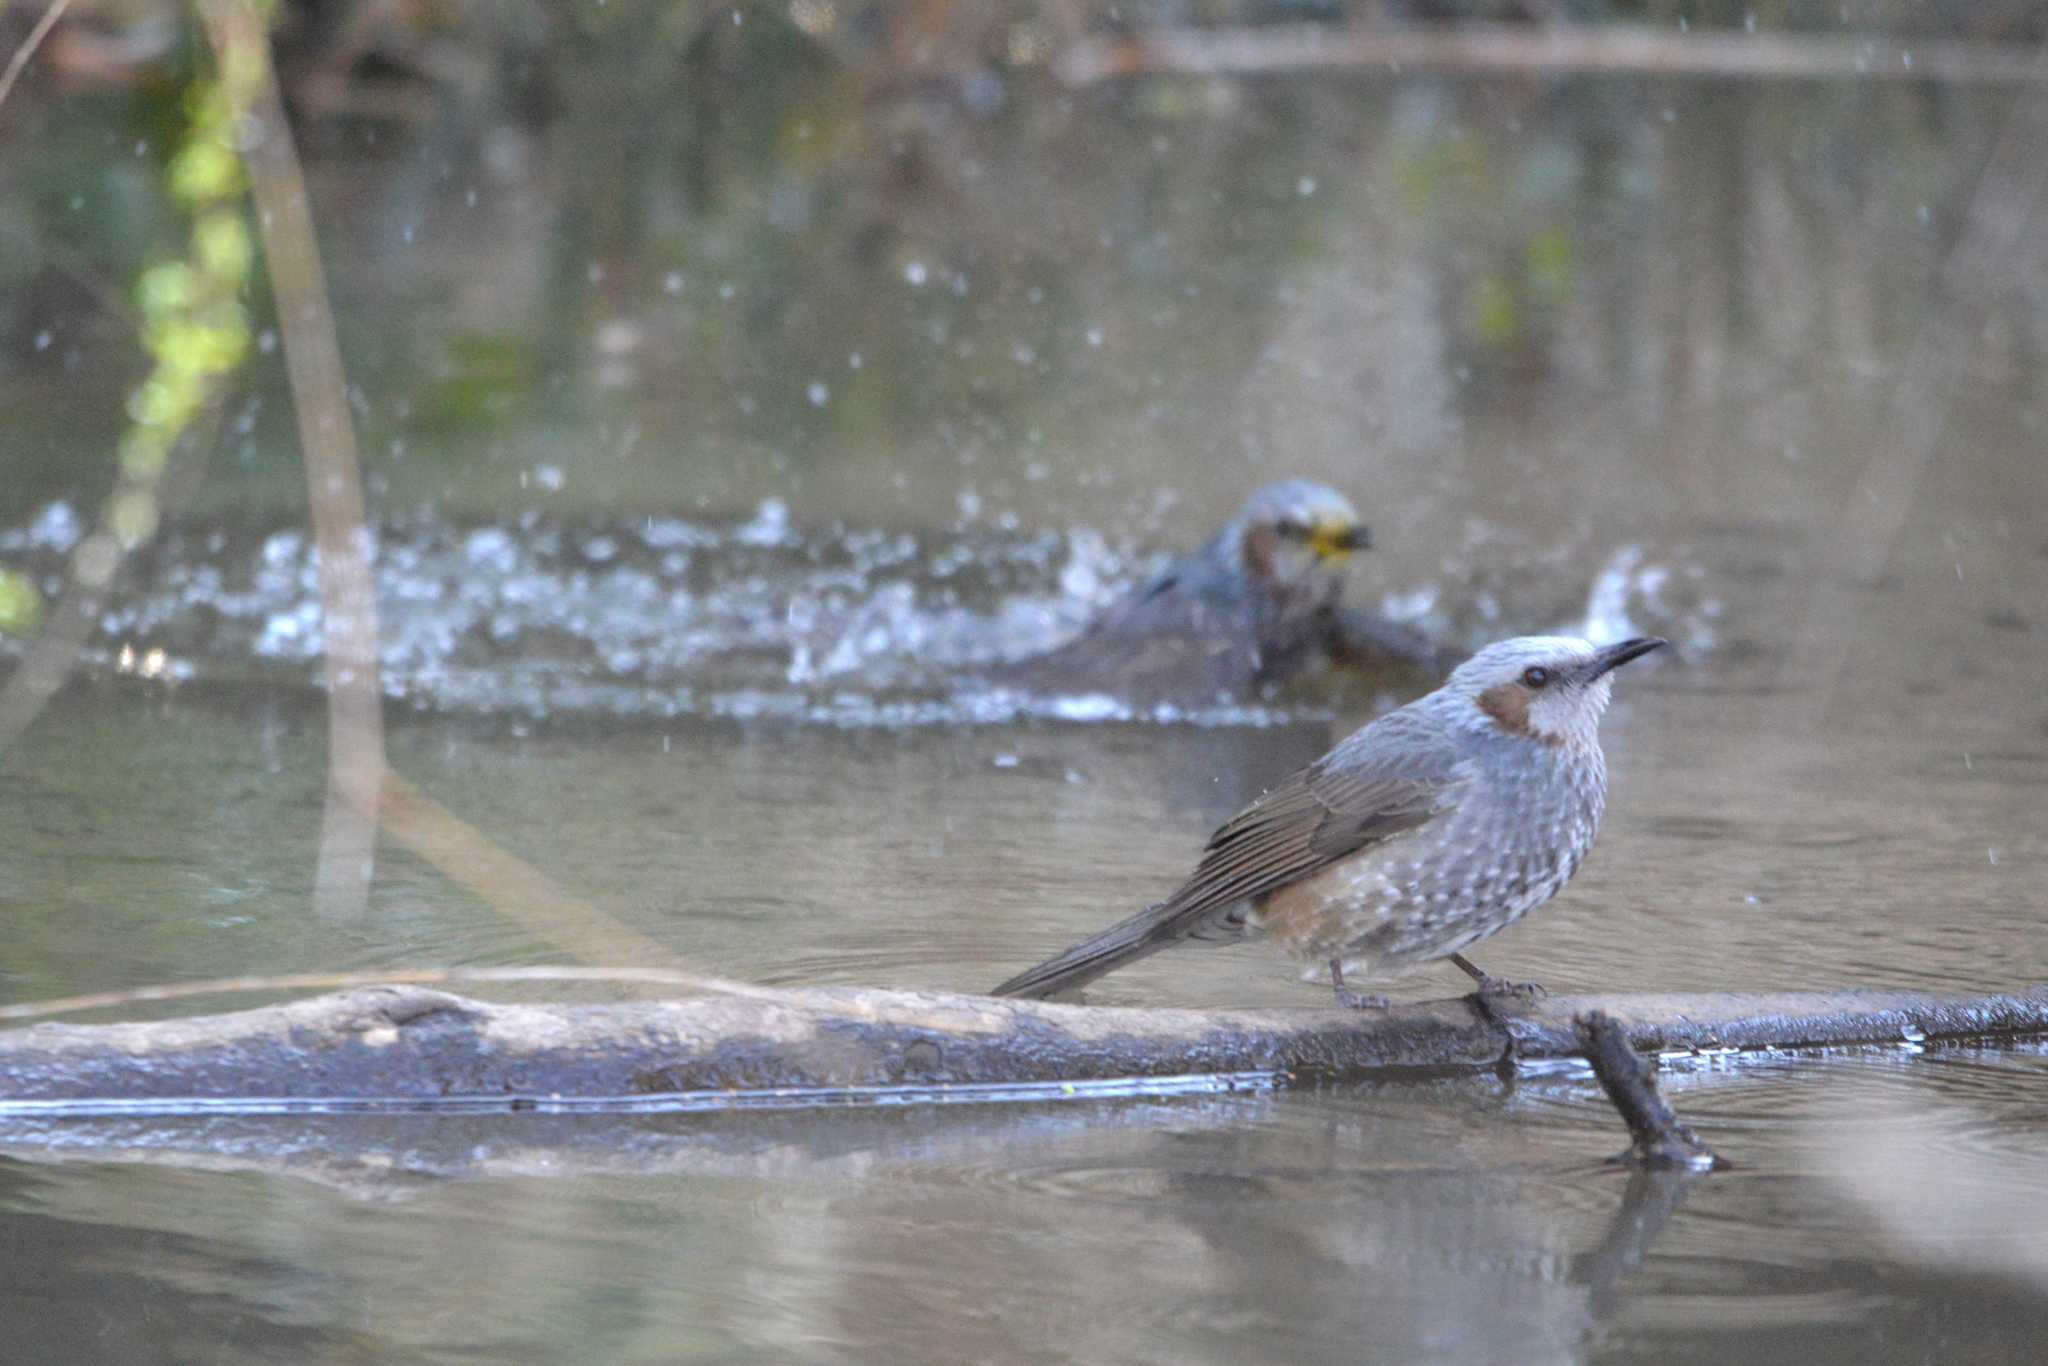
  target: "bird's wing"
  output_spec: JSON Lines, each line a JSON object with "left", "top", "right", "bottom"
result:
{"left": 1156, "top": 716, "right": 1465, "bottom": 934}
{"left": 990, "top": 711, "right": 1466, "bottom": 998}
{"left": 995, "top": 551, "right": 1264, "bottom": 702}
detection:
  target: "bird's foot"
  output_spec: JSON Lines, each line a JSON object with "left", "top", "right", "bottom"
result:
{"left": 1333, "top": 986, "right": 1391, "bottom": 1011}
{"left": 1472, "top": 975, "right": 1547, "bottom": 1002}
{"left": 1449, "top": 953, "right": 1546, "bottom": 1003}
{"left": 1327, "top": 960, "right": 1389, "bottom": 1010}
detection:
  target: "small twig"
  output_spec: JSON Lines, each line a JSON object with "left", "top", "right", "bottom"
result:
{"left": 375, "top": 770, "right": 709, "bottom": 972}
{"left": 1057, "top": 21, "right": 2048, "bottom": 87}
{"left": 200, "top": 0, "right": 388, "bottom": 921}
{"left": 1574, "top": 1009, "right": 1728, "bottom": 1171}
{"left": 0, "top": 0, "right": 72, "bottom": 113}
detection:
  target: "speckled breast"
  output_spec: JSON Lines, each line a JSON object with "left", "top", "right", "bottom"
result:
{"left": 1254, "top": 737, "right": 1608, "bottom": 971}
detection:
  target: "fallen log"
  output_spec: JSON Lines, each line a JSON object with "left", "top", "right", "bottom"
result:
{"left": 0, "top": 983, "right": 2044, "bottom": 1114}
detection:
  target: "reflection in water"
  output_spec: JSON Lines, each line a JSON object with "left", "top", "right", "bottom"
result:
{"left": 6, "top": 1055, "right": 2048, "bottom": 1363}
{"left": 0, "top": 1079, "right": 1651, "bottom": 1362}
{"left": 0, "top": 1165, "right": 376, "bottom": 1363}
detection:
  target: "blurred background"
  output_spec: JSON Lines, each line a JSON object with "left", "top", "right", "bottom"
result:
{"left": 1, "top": 2, "right": 2047, "bottom": 1362}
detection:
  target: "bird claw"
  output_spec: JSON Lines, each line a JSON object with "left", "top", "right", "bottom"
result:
{"left": 1472, "top": 975, "right": 1547, "bottom": 1002}
{"left": 1333, "top": 987, "right": 1391, "bottom": 1010}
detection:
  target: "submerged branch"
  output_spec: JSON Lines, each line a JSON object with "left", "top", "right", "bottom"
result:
{"left": 1575, "top": 1009, "right": 1727, "bottom": 1170}
{"left": 0, "top": 983, "right": 2042, "bottom": 1113}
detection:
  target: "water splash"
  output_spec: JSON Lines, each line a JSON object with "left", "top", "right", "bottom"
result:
{"left": 0, "top": 501, "right": 1718, "bottom": 726}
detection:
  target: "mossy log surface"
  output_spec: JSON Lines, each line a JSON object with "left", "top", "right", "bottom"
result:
{"left": 1, "top": 983, "right": 2044, "bottom": 1114}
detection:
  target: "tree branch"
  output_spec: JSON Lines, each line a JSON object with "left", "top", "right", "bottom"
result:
{"left": 1575, "top": 1009, "right": 1727, "bottom": 1170}
{"left": 0, "top": 983, "right": 2042, "bottom": 1114}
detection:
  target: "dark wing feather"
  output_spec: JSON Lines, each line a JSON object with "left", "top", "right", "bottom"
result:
{"left": 990, "top": 711, "right": 1465, "bottom": 999}
{"left": 989, "top": 542, "right": 1270, "bottom": 704}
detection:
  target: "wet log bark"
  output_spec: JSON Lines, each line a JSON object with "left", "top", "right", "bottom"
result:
{"left": 0, "top": 983, "right": 2044, "bottom": 1113}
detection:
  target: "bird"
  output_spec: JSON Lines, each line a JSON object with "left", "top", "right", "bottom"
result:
{"left": 991, "top": 479, "right": 1443, "bottom": 705}
{"left": 991, "top": 634, "right": 1665, "bottom": 1005}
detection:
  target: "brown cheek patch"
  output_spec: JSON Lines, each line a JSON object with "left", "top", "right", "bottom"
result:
{"left": 1478, "top": 683, "right": 1572, "bottom": 746}
{"left": 1477, "top": 683, "right": 1542, "bottom": 741}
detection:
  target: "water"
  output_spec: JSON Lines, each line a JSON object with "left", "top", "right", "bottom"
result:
{"left": 4, "top": 10, "right": 2048, "bottom": 1361}
{"left": 5, "top": 1055, "right": 2048, "bottom": 1362}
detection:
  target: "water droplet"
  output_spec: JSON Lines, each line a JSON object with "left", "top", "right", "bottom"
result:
{"left": 904, "top": 260, "right": 929, "bottom": 286}
{"left": 664, "top": 272, "right": 684, "bottom": 295}
{"left": 1085, "top": 327, "right": 1104, "bottom": 348}
{"left": 1296, "top": 176, "right": 1317, "bottom": 196}
{"left": 806, "top": 381, "right": 830, "bottom": 407}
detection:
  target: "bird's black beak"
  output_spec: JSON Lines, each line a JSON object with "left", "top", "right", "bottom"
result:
{"left": 1583, "top": 636, "right": 1666, "bottom": 681}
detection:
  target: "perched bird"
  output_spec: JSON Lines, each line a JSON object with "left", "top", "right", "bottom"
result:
{"left": 992, "top": 634, "right": 1665, "bottom": 1005}
{"left": 993, "top": 479, "right": 1442, "bottom": 705}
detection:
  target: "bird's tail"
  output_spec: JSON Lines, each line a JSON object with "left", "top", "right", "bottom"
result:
{"left": 990, "top": 901, "right": 1195, "bottom": 999}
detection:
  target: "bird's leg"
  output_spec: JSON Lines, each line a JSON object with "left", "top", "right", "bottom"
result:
{"left": 1449, "top": 953, "right": 1547, "bottom": 1001}
{"left": 1329, "top": 959, "right": 1389, "bottom": 1011}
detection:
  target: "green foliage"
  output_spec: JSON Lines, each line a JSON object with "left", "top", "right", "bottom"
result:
{"left": 0, "top": 570, "right": 43, "bottom": 638}
{"left": 111, "top": 3, "right": 270, "bottom": 550}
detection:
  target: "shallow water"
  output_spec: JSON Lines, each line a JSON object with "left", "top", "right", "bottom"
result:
{"left": 5, "top": 1051, "right": 2048, "bottom": 1363}
{"left": 0, "top": 481, "right": 2044, "bottom": 1360}
{"left": 5, "top": 10, "right": 2048, "bottom": 1362}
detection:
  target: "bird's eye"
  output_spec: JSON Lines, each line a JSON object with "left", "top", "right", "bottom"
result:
{"left": 1521, "top": 666, "right": 1553, "bottom": 689}
{"left": 1274, "top": 518, "right": 1307, "bottom": 540}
